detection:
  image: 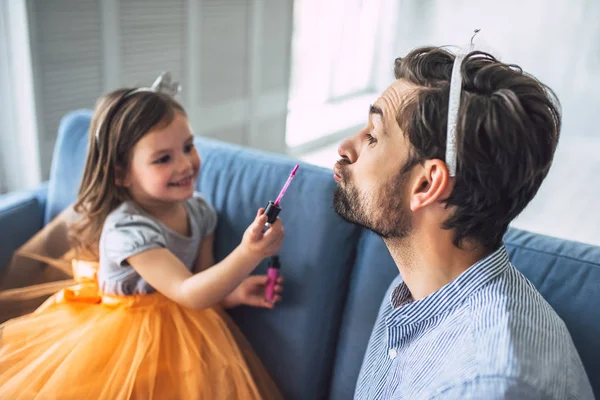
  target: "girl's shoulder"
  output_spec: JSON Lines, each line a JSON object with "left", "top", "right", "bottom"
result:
{"left": 186, "top": 192, "right": 215, "bottom": 215}
{"left": 186, "top": 193, "right": 218, "bottom": 238}
{"left": 100, "top": 202, "right": 166, "bottom": 264}
{"left": 104, "top": 201, "right": 157, "bottom": 230}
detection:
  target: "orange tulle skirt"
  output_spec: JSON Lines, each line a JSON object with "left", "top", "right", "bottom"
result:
{"left": 0, "top": 260, "right": 282, "bottom": 399}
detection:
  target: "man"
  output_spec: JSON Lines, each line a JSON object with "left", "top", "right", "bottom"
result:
{"left": 333, "top": 46, "right": 593, "bottom": 399}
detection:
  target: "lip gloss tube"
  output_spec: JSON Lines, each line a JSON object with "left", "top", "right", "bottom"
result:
{"left": 265, "top": 255, "right": 281, "bottom": 302}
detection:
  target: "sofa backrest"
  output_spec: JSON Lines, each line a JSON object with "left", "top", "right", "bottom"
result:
{"left": 46, "top": 110, "right": 364, "bottom": 400}
{"left": 328, "top": 230, "right": 397, "bottom": 399}
{"left": 504, "top": 228, "right": 600, "bottom": 397}
{"left": 45, "top": 110, "right": 91, "bottom": 224}
{"left": 195, "top": 138, "right": 363, "bottom": 399}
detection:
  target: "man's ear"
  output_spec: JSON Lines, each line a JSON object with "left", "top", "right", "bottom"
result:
{"left": 409, "top": 159, "right": 451, "bottom": 212}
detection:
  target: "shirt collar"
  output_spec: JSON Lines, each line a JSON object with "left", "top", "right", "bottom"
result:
{"left": 385, "top": 245, "right": 510, "bottom": 327}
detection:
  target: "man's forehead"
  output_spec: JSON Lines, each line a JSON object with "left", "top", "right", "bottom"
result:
{"left": 372, "top": 79, "right": 416, "bottom": 120}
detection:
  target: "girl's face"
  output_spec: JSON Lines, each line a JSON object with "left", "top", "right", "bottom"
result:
{"left": 121, "top": 112, "right": 200, "bottom": 206}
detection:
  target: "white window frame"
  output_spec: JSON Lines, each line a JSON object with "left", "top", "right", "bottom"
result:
{"left": 0, "top": 0, "right": 41, "bottom": 193}
{"left": 286, "top": 0, "right": 395, "bottom": 156}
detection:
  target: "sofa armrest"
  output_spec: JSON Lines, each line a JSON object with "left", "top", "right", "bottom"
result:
{"left": 31, "top": 181, "right": 49, "bottom": 224}
{"left": 0, "top": 188, "right": 45, "bottom": 275}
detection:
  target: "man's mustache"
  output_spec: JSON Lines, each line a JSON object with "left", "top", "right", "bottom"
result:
{"left": 335, "top": 159, "right": 351, "bottom": 181}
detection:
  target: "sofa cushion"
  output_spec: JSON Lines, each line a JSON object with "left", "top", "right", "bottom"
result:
{"left": 196, "top": 138, "right": 362, "bottom": 399}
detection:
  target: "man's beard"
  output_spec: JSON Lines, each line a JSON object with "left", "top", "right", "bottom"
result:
{"left": 332, "top": 163, "right": 413, "bottom": 239}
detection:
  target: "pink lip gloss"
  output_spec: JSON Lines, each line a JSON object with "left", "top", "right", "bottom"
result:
{"left": 263, "top": 164, "right": 299, "bottom": 227}
{"left": 263, "top": 165, "right": 298, "bottom": 302}
{"left": 265, "top": 255, "right": 280, "bottom": 302}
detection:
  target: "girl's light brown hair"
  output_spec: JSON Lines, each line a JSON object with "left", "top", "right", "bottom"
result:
{"left": 70, "top": 89, "right": 186, "bottom": 258}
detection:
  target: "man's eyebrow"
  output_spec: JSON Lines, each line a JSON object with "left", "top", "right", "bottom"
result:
{"left": 369, "top": 104, "right": 388, "bottom": 136}
{"left": 369, "top": 104, "right": 384, "bottom": 117}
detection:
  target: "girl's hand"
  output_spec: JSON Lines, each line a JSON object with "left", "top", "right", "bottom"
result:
{"left": 223, "top": 275, "right": 284, "bottom": 309}
{"left": 241, "top": 208, "right": 284, "bottom": 259}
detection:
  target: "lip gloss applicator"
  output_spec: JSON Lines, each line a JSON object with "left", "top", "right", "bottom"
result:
{"left": 263, "top": 164, "right": 299, "bottom": 302}
{"left": 263, "top": 164, "right": 299, "bottom": 228}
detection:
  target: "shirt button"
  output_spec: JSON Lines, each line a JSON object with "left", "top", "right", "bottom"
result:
{"left": 388, "top": 348, "right": 397, "bottom": 359}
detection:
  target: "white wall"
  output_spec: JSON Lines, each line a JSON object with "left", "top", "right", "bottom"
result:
{"left": 392, "top": 0, "right": 600, "bottom": 140}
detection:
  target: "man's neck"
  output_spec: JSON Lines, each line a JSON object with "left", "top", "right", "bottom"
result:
{"left": 384, "top": 229, "right": 491, "bottom": 301}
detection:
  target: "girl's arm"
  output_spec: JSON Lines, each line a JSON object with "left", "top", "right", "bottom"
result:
{"left": 127, "top": 209, "right": 283, "bottom": 310}
{"left": 192, "top": 234, "right": 237, "bottom": 308}
{"left": 193, "top": 234, "right": 215, "bottom": 273}
{"left": 192, "top": 233, "right": 277, "bottom": 309}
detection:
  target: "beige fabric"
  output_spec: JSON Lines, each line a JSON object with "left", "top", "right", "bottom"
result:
{"left": 0, "top": 207, "right": 76, "bottom": 322}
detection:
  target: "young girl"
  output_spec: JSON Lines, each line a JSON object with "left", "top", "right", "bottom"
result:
{"left": 0, "top": 75, "right": 285, "bottom": 399}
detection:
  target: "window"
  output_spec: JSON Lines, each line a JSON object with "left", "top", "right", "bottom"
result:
{"left": 286, "top": 0, "right": 384, "bottom": 153}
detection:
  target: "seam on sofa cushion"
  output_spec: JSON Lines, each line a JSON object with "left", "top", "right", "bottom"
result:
{"left": 0, "top": 197, "right": 38, "bottom": 219}
{"left": 506, "top": 243, "right": 600, "bottom": 269}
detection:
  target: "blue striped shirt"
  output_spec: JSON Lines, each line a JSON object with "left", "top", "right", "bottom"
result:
{"left": 355, "top": 246, "right": 593, "bottom": 399}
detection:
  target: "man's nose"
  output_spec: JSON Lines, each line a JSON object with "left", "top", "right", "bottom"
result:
{"left": 338, "top": 133, "right": 360, "bottom": 164}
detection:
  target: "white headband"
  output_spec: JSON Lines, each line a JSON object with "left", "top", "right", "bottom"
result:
{"left": 94, "top": 72, "right": 181, "bottom": 143}
{"left": 446, "top": 29, "right": 480, "bottom": 177}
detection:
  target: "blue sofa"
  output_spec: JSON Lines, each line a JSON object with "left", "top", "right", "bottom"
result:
{"left": 1, "top": 110, "right": 599, "bottom": 399}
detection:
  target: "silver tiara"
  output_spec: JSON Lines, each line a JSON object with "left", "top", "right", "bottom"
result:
{"left": 446, "top": 29, "right": 480, "bottom": 177}
{"left": 95, "top": 72, "right": 181, "bottom": 142}
{"left": 132, "top": 71, "right": 181, "bottom": 97}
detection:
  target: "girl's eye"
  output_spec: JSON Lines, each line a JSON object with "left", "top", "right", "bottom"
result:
{"left": 184, "top": 143, "right": 195, "bottom": 153}
{"left": 154, "top": 155, "right": 171, "bottom": 164}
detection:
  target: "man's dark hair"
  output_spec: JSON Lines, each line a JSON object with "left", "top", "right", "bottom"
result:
{"left": 394, "top": 46, "right": 561, "bottom": 250}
